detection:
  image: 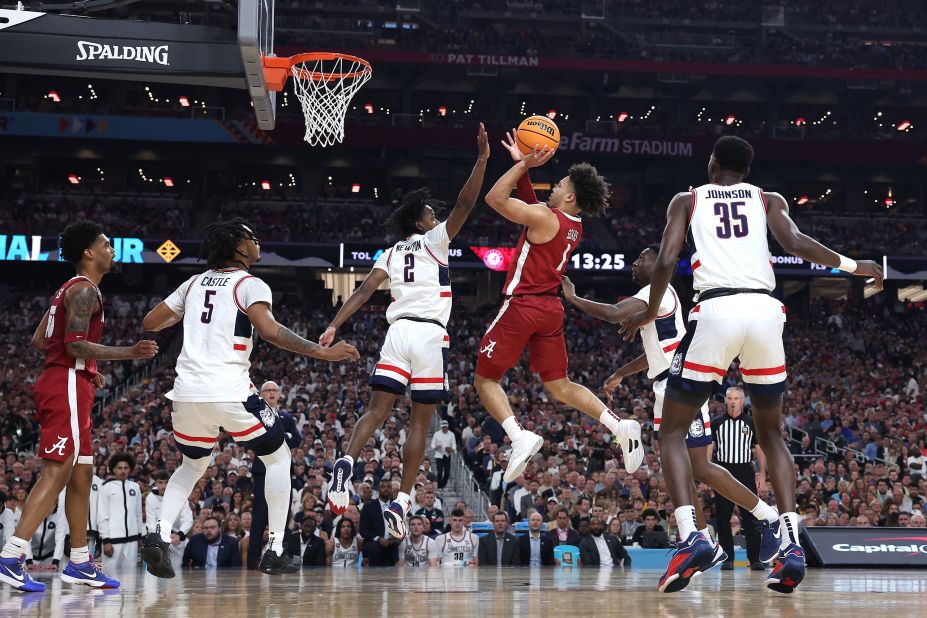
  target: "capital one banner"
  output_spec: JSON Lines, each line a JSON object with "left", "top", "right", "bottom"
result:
{"left": 803, "top": 526, "right": 927, "bottom": 567}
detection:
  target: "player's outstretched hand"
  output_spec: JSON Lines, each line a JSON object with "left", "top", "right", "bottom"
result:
{"left": 522, "top": 145, "right": 555, "bottom": 168}
{"left": 477, "top": 122, "right": 489, "bottom": 161}
{"left": 91, "top": 373, "right": 106, "bottom": 389}
{"left": 501, "top": 128, "right": 523, "bottom": 162}
{"left": 603, "top": 370, "right": 624, "bottom": 403}
{"left": 319, "top": 326, "right": 337, "bottom": 347}
{"left": 853, "top": 260, "right": 884, "bottom": 291}
{"left": 131, "top": 340, "right": 159, "bottom": 359}
{"left": 618, "top": 310, "right": 654, "bottom": 342}
{"left": 323, "top": 340, "right": 360, "bottom": 362}
{"left": 561, "top": 276, "right": 576, "bottom": 302}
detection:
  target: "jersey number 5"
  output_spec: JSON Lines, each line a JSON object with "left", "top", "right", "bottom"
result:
{"left": 201, "top": 290, "right": 216, "bottom": 323}
{"left": 713, "top": 201, "right": 749, "bottom": 239}
{"left": 404, "top": 254, "right": 415, "bottom": 283}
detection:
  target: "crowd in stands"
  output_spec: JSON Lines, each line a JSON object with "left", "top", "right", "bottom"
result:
{"left": 1, "top": 281, "right": 924, "bottom": 571}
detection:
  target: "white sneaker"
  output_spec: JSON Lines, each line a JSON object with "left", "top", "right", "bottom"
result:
{"left": 618, "top": 419, "right": 644, "bottom": 473}
{"left": 503, "top": 431, "right": 543, "bottom": 482}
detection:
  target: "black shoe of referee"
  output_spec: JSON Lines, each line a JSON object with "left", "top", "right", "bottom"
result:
{"left": 141, "top": 533, "right": 176, "bottom": 579}
{"left": 259, "top": 548, "right": 300, "bottom": 575}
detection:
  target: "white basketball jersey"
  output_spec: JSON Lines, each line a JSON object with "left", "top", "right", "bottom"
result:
{"left": 164, "top": 268, "right": 272, "bottom": 402}
{"left": 431, "top": 531, "right": 478, "bottom": 566}
{"left": 332, "top": 537, "right": 359, "bottom": 567}
{"left": 373, "top": 221, "right": 452, "bottom": 327}
{"left": 399, "top": 536, "right": 434, "bottom": 567}
{"left": 633, "top": 284, "right": 685, "bottom": 378}
{"left": 689, "top": 183, "right": 775, "bottom": 292}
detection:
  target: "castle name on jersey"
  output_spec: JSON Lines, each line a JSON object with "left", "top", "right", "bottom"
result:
{"left": 200, "top": 276, "right": 231, "bottom": 287}
{"left": 704, "top": 188, "right": 753, "bottom": 199}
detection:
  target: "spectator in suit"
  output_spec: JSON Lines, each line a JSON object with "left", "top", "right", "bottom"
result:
{"left": 631, "top": 508, "right": 666, "bottom": 545}
{"left": 477, "top": 512, "right": 520, "bottom": 566}
{"left": 182, "top": 516, "right": 240, "bottom": 569}
{"left": 519, "top": 511, "right": 555, "bottom": 566}
{"left": 285, "top": 516, "right": 326, "bottom": 567}
{"left": 549, "top": 506, "right": 580, "bottom": 546}
{"left": 579, "top": 517, "right": 631, "bottom": 567}
{"left": 518, "top": 480, "right": 542, "bottom": 519}
{"left": 360, "top": 478, "right": 400, "bottom": 566}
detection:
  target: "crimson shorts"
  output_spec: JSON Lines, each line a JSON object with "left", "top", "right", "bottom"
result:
{"left": 476, "top": 295, "right": 568, "bottom": 382}
{"left": 33, "top": 366, "right": 94, "bottom": 465}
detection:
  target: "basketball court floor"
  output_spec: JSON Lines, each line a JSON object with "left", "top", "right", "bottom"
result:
{"left": 2, "top": 567, "right": 923, "bottom": 617}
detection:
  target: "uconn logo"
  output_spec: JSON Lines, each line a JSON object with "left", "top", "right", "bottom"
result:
{"left": 76, "top": 41, "right": 169, "bottom": 66}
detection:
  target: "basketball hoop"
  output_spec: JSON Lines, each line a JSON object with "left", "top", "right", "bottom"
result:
{"left": 263, "top": 52, "right": 372, "bottom": 147}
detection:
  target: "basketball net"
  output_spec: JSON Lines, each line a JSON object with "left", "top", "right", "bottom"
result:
{"left": 290, "top": 55, "right": 372, "bottom": 147}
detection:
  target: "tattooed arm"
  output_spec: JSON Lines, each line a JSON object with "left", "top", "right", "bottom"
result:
{"left": 247, "top": 302, "right": 360, "bottom": 362}
{"left": 32, "top": 310, "right": 50, "bottom": 352}
{"left": 64, "top": 283, "right": 159, "bottom": 361}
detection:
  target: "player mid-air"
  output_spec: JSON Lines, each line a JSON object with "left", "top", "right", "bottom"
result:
{"left": 475, "top": 132, "right": 643, "bottom": 483}
{"left": 562, "top": 246, "right": 781, "bottom": 580}
{"left": 140, "top": 218, "right": 359, "bottom": 577}
{"left": 0, "top": 221, "right": 157, "bottom": 593}
{"left": 322, "top": 124, "right": 490, "bottom": 540}
{"left": 619, "top": 136, "right": 883, "bottom": 593}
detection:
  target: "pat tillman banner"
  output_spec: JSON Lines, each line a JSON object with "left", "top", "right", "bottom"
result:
{"left": 803, "top": 526, "right": 927, "bottom": 568}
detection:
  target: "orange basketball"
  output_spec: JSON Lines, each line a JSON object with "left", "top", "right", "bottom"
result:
{"left": 517, "top": 115, "right": 561, "bottom": 155}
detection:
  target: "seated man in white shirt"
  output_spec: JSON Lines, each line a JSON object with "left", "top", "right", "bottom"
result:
{"left": 578, "top": 517, "right": 631, "bottom": 567}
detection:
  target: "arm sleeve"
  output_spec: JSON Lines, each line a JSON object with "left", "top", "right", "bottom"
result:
{"left": 425, "top": 221, "right": 451, "bottom": 253}
{"left": 136, "top": 490, "right": 144, "bottom": 535}
{"left": 164, "top": 275, "right": 198, "bottom": 315}
{"left": 235, "top": 276, "right": 273, "bottom": 310}
{"left": 372, "top": 248, "right": 391, "bottom": 274}
{"left": 516, "top": 171, "right": 539, "bottom": 205}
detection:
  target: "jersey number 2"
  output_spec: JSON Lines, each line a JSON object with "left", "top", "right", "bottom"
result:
{"left": 404, "top": 254, "right": 415, "bottom": 283}
{"left": 713, "top": 201, "right": 749, "bottom": 239}
{"left": 201, "top": 290, "right": 216, "bottom": 323}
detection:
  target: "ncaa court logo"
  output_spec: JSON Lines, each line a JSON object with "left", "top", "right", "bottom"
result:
{"left": 670, "top": 353, "right": 683, "bottom": 375}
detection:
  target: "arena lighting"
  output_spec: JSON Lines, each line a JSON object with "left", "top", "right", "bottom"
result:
{"left": 884, "top": 197, "right": 895, "bottom": 207}
{"left": 261, "top": 180, "right": 271, "bottom": 191}
{"left": 48, "top": 90, "right": 61, "bottom": 103}
{"left": 351, "top": 183, "right": 361, "bottom": 193}
{"left": 617, "top": 112, "right": 629, "bottom": 122}
{"left": 438, "top": 105, "right": 447, "bottom": 117}
{"left": 163, "top": 177, "right": 174, "bottom": 187}
{"left": 797, "top": 196, "right": 809, "bottom": 205}
{"left": 67, "top": 174, "right": 80, "bottom": 185}
{"left": 725, "top": 114, "right": 736, "bottom": 125}
{"left": 547, "top": 109, "right": 557, "bottom": 120}
{"left": 364, "top": 102, "right": 374, "bottom": 114}
{"left": 897, "top": 120, "right": 911, "bottom": 131}
{"left": 794, "top": 117, "right": 806, "bottom": 126}
{"left": 178, "top": 96, "right": 190, "bottom": 107}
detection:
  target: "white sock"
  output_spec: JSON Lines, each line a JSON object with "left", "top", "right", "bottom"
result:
{"left": 749, "top": 499, "right": 779, "bottom": 524}
{"left": 501, "top": 416, "right": 524, "bottom": 441}
{"left": 158, "top": 455, "right": 211, "bottom": 542}
{"left": 260, "top": 443, "right": 292, "bottom": 556}
{"left": 675, "top": 506, "right": 698, "bottom": 540}
{"left": 700, "top": 527, "right": 714, "bottom": 546}
{"left": 598, "top": 409, "right": 627, "bottom": 439}
{"left": 70, "top": 546, "right": 91, "bottom": 564}
{"left": 779, "top": 512, "right": 800, "bottom": 548}
{"left": 395, "top": 491, "right": 412, "bottom": 514}
{"left": 0, "top": 536, "right": 29, "bottom": 559}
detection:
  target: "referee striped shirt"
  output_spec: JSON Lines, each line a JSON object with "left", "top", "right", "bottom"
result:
{"left": 710, "top": 412, "right": 757, "bottom": 465}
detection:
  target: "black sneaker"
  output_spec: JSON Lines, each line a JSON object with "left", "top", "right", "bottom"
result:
{"left": 750, "top": 561, "right": 767, "bottom": 571}
{"left": 259, "top": 548, "right": 300, "bottom": 575}
{"left": 140, "top": 533, "right": 175, "bottom": 579}
{"left": 720, "top": 560, "right": 734, "bottom": 571}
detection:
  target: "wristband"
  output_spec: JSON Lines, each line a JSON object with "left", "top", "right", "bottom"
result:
{"left": 836, "top": 255, "right": 858, "bottom": 273}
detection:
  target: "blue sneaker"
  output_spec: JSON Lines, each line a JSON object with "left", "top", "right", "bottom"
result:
{"left": 693, "top": 542, "right": 728, "bottom": 577}
{"left": 384, "top": 501, "right": 407, "bottom": 540}
{"left": 766, "top": 543, "right": 805, "bottom": 594}
{"left": 61, "top": 560, "right": 120, "bottom": 588}
{"left": 759, "top": 519, "right": 782, "bottom": 563}
{"left": 327, "top": 457, "right": 354, "bottom": 515}
{"left": 0, "top": 555, "right": 46, "bottom": 592}
{"left": 658, "top": 532, "right": 714, "bottom": 593}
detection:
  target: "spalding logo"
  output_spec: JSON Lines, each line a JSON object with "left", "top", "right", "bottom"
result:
{"left": 526, "top": 120, "right": 555, "bottom": 136}
{"left": 76, "top": 41, "right": 169, "bottom": 66}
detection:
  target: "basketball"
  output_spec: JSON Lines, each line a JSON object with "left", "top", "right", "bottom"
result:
{"left": 517, "top": 115, "right": 561, "bottom": 155}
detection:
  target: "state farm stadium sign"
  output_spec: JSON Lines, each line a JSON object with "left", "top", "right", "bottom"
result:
{"left": 558, "top": 133, "right": 694, "bottom": 157}
{"left": 803, "top": 527, "right": 927, "bottom": 567}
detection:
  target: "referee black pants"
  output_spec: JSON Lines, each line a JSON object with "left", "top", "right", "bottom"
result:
{"left": 714, "top": 462, "right": 760, "bottom": 564}
{"left": 436, "top": 457, "right": 451, "bottom": 489}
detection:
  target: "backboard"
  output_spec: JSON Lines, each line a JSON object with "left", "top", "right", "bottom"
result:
{"left": 238, "top": 0, "right": 276, "bottom": 130}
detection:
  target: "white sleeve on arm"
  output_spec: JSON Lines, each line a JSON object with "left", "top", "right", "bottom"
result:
{"left": 425, "top": 221, "right": 451, "bottom": 253}
{"left": 164, "top": 275, "right": 198, "bottom": 315}
{"left": 632, "top": 284, "right": 651, "bottom": 306}
{"left": 236, "top": 276, "right": 273, "bottom": 310}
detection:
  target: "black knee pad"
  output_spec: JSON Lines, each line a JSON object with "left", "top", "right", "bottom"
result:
{"left": 744, "top": 387, "right": 783, "bottom": 409}
{"left": 176, "top": 442, "right": 213, "bottom": 460}
{"left": 665, "top": 386, "right": 711, "bottom": 409}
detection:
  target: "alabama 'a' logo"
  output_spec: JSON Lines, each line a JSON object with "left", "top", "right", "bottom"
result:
{"left": 480, "top": 340, "right": 497, "bottom": 358}
{"left": 44, "top": 436, "right": 68, "bottom": 456}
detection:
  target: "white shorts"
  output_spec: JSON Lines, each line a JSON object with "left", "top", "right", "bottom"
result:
{"left": 370, "top": 319, "right": 449, "bottom": 403}
{"left": 171, "top": 395, "right": 280, "bottom": 458}
{"left": 652, "top": 378, "right": 712, "bottom": 448}
{"left": 668, "top": 293, "right": 787, "bottom": 396}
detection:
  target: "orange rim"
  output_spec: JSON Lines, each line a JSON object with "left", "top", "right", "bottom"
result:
{"left": 262, "top": 52, "right": 371, "bottom": 91}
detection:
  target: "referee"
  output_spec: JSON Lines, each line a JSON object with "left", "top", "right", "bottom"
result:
{"left": 709, "top": 386, "right": 766, "bottom": 571}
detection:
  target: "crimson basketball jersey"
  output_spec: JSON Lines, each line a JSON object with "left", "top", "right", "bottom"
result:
{"left": 502, "top": 209, "right": 582, "bottom": 296}
{"left": 43, "top": 276, "right": 105, "bottom": 376}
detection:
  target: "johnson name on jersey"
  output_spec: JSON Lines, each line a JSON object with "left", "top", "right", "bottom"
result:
{"left": 373, "top": 221, "right": 452, "bottom": 327}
